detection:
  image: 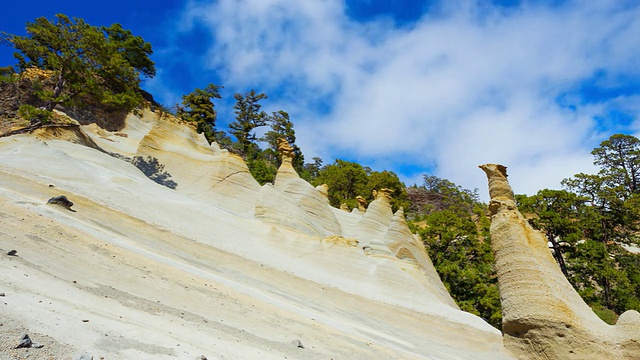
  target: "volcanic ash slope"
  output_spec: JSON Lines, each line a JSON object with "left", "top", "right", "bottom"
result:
{"left": 0, "top": 110, "right": 512, "bottom": 360}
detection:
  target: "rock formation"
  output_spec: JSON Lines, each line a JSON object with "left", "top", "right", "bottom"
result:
{"left": 47, "top": 195, "right": 75, "bottom": 211}
{"left": 0, "top": 106, "right": 512, "bottom": 359}
{"left": 315, "top": 183, "right": 330, "bottom": 203}
{"left": 480, "top": 163, "right": 640, "bottom": 360}
{"left": 84, "top": 108, "right": 262, "bottom": 216}
{"left": 273, "top": 138, "right": 299, "bottom": 186}
{"left": 258, "top": 137, "right": 343, "bottom": 236}
{"left": 356, "top": 195, "right": 367, "bottom": 213}
{"left": 277, "top": 137, "right": 294, "bottom": 163}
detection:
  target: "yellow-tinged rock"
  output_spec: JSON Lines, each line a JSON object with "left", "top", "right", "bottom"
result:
{"left": 480, "top": 163, "right": 640, "bottom": 360}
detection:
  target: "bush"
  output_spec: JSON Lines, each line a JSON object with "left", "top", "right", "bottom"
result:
{"left": 18, "top": 104, "right": 52, "bottom": 124}
{"left": 0, "top": 65, "right": 17, "bottom": 84}
{"left": 591, "top": 305, "right": 619, "bottom": 325}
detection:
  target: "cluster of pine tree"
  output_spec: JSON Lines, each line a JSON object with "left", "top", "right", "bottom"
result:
{"left": 176, "top": 86, "right": 305, "bottom": 184}
{"left": 176, "top": 84, "right": 411, "bottom": 210}
{"left": 407, "top": 177, "right": 502, "bottom": 328}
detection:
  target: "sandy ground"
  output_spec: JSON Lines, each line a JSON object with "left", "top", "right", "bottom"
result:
{"left": 0, "top": 128, "right": 513, "bottom": 359}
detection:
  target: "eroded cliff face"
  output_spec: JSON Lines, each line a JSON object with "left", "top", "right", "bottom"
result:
{"left": 4, "top": 108, "right": 637, "bottom": 359}
{"left": 0, "top": 109, "right": 510, "bottom": 359}
{"left": 480, "top": 163, "right": 640, "bottom": 360}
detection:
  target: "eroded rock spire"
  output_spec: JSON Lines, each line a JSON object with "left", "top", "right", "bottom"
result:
{"left": 479, "top": 163, "right": 640, "bottom": 359}
{"left": 277, "top": 138, "right": 294, "bottom": 165}
{"left": 274, "top": 138, "right": 299, "bottom": 186}
{"left": 356, "top": 196, "right": 367, "bottom": 213}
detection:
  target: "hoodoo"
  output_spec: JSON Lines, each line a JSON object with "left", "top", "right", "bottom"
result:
{"left": 480, "top": 163, "right": 640, "bottom": 359}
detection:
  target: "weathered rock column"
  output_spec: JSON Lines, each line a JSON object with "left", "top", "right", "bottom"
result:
{"left": 480, "top": 163, "right": 640, "bottom": 360}
{"left": 274, "top": 137, "right": 298, "bottom": 186}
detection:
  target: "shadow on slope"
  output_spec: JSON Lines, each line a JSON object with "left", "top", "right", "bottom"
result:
{"left": 132, "top": 156, "right": 178, "bottom": 189}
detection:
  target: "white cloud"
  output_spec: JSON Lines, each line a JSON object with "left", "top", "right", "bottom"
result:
{"left": 172, "top": 0, "right": 640, "bottom": 200}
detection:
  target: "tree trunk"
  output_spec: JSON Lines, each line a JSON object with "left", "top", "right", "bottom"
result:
{"left": 45, "top": 71, "right": 66, "bottom": 111}
{"left": 602, "top": 275, "right": 611, "bottom": 309}
{"left": 548, "top": 233, "right": 569, "bottom": 278}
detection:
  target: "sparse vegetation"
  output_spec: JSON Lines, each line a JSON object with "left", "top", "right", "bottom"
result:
{"left": 17, "top": 104, "right": 52, "bottom": 125}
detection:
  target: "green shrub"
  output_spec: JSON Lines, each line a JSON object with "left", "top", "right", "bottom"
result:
{"left": 591, "top": 304, "right": 619, "bottom": 325}
{"left": 0, "top": 66, "right": 17, "bottom": 84}
{"left": 18, "top": 104, "right": 53, "bottom": 124}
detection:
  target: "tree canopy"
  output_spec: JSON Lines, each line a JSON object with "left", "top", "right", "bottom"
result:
{"left": 591, "top": 134, "right": 640, "bottom": 197}
{"left": 177, "top": 84, "right": 223, "bottom": 144}
{"left": 311, "top": 159, "right": 408, "bottom": 212}
{"left": 229, "top": 90, "right": 269, "bottom": 156}
{"left": 410, "top": 176, "right": 501, "bottom": 328}
{"left": 517, "top": 133, "right": 640, "bottom": 323}
{"left": 103, "top": 23, "right": 155, "bottom": 79}
{"left": 3, "top": 14, "right": 154, "bottom": 119}
{"left": 262, "top": 110, "right": 305, "bottom": 174}
{"left": 516, "top": 189, "right": 590, "bottom": 277}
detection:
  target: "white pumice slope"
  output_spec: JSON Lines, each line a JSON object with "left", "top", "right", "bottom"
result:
{"left": 0, "top": 110, "right": 512, "bottom": 359}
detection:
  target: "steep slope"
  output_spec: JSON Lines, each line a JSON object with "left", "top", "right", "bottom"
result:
{"left": 84, "top": 109, "right": 261, "bottom": 217}
{"left": 0, "top": 111, "right": 510, "bottom": 359}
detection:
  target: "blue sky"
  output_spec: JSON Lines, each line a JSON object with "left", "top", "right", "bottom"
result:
{"left": 2, "top": 1, "right": 640, "bottom": 199}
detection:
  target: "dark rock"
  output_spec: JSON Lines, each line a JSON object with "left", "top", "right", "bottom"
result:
{"left": 47, "top": 195, "right": 75, "bottom": 211}
{"left": 15, "top": 334, "right": 32, "bottom": 348}
{"left": 76, "top": 352, "right": 93, "bottom": 360}
{"left": 7, "top": 250, "right": 17, "bottom": 256}
{"left": 291, "top": 339, "right": 305, "bottom": 349}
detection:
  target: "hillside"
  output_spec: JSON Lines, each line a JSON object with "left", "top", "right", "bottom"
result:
{"left": 0, "top": 109, "right": 511, "bottom": 359}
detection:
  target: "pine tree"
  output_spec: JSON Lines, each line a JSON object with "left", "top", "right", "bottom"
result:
{"left": 177, "top": 84, "right": 223, "bottom": 144}
{"left": 3, "top": 14, "right": 154, "bottom": 119}
{"left": 262, "top": 110, "right": 305, "bottom": 173}
{"left": 229, "top": 90, "right": 268, "bottom": 156}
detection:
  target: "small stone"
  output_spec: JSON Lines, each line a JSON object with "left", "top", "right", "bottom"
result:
{"left": 15, "top": 334, "right": 32, "bottom": 348}
{"left": 291, "top": 339, "right": 305, "bottom": 349}
{"left": 199, "top": 356, "right": 208, "bottom": 360}
{"left": 0, "top": 293, "right": 5, "bottom": 297}
{"left": 76, "top": 352, "right": 93, "bottom": 360}
{"left": 82, "top": 319, "right": 89, "bottom": 322}
{"left": 7, "top": 250, "right": 17, "bottom": 256}
{"left": 47, "top": 195, "right": 74, "bottom": 211}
